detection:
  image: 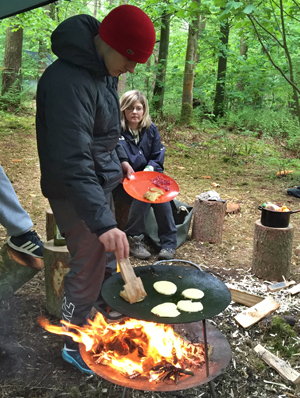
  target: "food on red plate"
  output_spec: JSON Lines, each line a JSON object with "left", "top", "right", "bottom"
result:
{"left": 143, "top": 187, "right": 164, "bottom": 202}
{"left": 150, "top": 175, "right": 171, "bottom": 191}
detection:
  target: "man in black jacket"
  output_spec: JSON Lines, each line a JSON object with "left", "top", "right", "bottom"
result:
{"left": 36, "top": 5, "right": 155, "bottom": 374}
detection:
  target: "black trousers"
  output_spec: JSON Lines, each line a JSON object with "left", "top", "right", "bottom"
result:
{"left": 49, "top": 195, "right": 116, "bottom": 328}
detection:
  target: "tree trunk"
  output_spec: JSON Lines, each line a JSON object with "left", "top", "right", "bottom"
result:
{"left": 236, "top": 30, "right": 248, "bottom": 92}
{"left": 180, "top": 0, "right": 201, "bottom": 125}
{"left": 1, "top": 24, "right": 23, "bottom": 108}
{"left": 213, "top": 19, "right": 229, "bottom": 119}
{"left": 152, "top": 9, "right": 170, "bottom": 114}
{"left": 93, "top": 0, "right": 98, "bottom": 17}
{"left": 251, "top": 220, "right": 293, "bottom": 281}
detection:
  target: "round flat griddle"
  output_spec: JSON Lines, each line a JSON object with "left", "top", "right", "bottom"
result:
{"left": 101, "top": 264, "right": 231, "bottom": 324}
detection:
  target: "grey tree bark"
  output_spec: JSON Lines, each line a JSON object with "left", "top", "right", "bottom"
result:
{"left": 180, "top": 0, "right": 201, "bottom": 125}
{"left": 152, "top": 10, "right": 171, "bottom": 114}
{"left": 213, "top": 19, "right": 230, "bottom": 119}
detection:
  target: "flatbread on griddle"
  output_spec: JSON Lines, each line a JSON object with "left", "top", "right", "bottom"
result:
{"left": 182, "top": 288, "right": 204, "bottom": 300}
{"left": 151, "top": 302, "right": 180, "bottom": 317}
{"left": 177, "top": 300, "right": 203, "bottom": 313}
{"left": 153, "top": 281, "right": 177, "bottom": 295}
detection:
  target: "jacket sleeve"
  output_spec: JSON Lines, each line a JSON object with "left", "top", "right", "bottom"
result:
{"left": 115, "top": 141, "right": 129, "bottom": 163}
{"left": 38, "top": 70, "right": 117, "bottom": 236}
{"left": 147, "top": 124, "right": 166, "bottom": 172}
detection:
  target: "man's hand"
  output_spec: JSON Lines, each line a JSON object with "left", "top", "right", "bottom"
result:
{"left": 99, "top": 228, "right": 129, "bottom": 261}
{"left": 121, "top": 161, "right": 134, "bottom": 179}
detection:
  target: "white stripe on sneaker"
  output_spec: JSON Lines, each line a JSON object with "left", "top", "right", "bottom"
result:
{"left": 21, "top": 242, "right": 40, "bottom": 252}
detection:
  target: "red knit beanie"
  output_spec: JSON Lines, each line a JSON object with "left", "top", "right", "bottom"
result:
{"left": 98, "top": 5, "right": 155, "bottom": 64}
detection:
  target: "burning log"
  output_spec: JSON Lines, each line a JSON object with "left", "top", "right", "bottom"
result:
{"left": 151, "top": 362, "right": 195, "bottom": 384}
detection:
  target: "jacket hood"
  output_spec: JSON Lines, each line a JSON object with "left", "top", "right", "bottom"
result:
{"left": 51, "top": 14, "right": 108, "bottom": 75}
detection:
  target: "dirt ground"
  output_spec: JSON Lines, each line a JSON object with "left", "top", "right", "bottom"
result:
{"left": 1, "top": 112, "right": 300, "bottom": 398}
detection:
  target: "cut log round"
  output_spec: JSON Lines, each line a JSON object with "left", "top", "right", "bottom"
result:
{"left": 192, "top": 199, "right": 227, "bottom": 243}
{"left": 0, "top": 244, "right": 40, "bottom": 300}
{"left": 251, "top": 220, "right": 293, "bottom": 281}
{"left": 43, "top": 239, "right": 70, "bottom": 319}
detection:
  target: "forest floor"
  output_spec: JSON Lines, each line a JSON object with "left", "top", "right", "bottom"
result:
{"left": 1, "top": 110, "right": 300, "bottom": 398}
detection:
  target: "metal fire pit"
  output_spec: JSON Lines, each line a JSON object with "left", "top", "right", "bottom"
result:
{"left": 80, "top": 320, "right": 231, "bottom": 392}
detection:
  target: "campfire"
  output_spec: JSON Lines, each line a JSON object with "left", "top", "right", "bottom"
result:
{"left": 38, "top": 313, "right": 211, "bottom": 384}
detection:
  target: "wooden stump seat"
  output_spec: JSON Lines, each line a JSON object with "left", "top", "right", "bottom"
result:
{"left": 251, "top": 220, "right": 293, "bottom": 281}
{"left": 192, "top": 199, "right": 227, "bottom": 243}
{"left": 43, "top": 239, "right": 70, "bottom": 319}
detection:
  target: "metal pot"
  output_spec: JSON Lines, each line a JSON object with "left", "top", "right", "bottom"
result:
{"left": 258, "top": 206, "right": 300, "bottom": 228}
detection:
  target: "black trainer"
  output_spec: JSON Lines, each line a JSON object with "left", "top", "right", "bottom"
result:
{"left": 62, "top": 342, "right": 94, "bottom": 375}
{"left": 7, "top": 230, "right": 43, "bottom": 258}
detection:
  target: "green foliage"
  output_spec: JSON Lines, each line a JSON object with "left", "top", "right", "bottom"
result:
{"left": 264, "top": 317, "right": 299, "bottom": 359}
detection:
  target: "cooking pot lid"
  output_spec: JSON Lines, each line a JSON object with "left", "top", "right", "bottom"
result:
{"left": 101, "top": 264, "right": 231, "bottom": 324}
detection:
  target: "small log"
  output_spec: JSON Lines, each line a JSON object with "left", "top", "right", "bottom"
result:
{"left": 254, "top": 344, "right": 300, "bottom": 384}
{"left": 43, "top": 240, "right": 70, "bottom": 319}
{"left": 227, "top": 285, "right": 264, "bottom": 307}
{"left": 234, "top": 296, "right": 280, "bottom": 329}
{"left": 192, "top": 199, "right": 227, "bottom": 243}
{"left": 46, "top": 208, "right": 55, "bottom": 241}
{"left": 288, "top": 283, "right": 300, "bottom": 296}
{"left": 0, "top": 244, "right": 41, "bottom": 300}
{"left": 251, "top": 220, "right": 293, "bottom": 281}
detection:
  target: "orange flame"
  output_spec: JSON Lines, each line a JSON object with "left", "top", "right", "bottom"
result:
{"left": 37, "top": 313, "right": 205, "bottom": 379}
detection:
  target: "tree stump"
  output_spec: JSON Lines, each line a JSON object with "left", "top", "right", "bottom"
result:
{"left": 251, "top": 220, "right": 293, "bottom": 281}
{"left": 114, "top": 201, "right": 130, "bottom": 231}
{"left": 0, "top": 244, "right": 41, "bottom": 300}
{"left": 192, "top": 199, "right": 227, "bottom": 243}
{"left": 43, "top": 239, "right": 70, "bottom": 319}
{"left": 46, "top": 208, "right": 55, "bottom": 241}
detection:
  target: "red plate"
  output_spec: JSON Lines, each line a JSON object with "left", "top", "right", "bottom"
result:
{"left": 123, "top": 171, "right": 179, "bottom": 203}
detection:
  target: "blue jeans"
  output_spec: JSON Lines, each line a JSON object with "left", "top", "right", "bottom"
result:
{"left": 0, "top": 164, "right": 33, "bottom": 237}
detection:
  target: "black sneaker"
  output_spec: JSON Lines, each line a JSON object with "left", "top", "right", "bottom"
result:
{"left": 7, "top": 230, "right": 43, "bottom": 258}
{"left": 158, "top": 248, "right": 175, "bottom": 260}
{"left": 62, "top": 343, "right": 94, "bottom": 375}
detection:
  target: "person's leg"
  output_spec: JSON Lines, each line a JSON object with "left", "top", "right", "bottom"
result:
{"left": 152, "top": 202, "right": 177, "bottom": 260}
{"left": 125, "top": 199, "right": 152, "bottom": 259}
{"left": 0, "top": 164, "right": 33, "bottom": 236}
{"left": 49, "top": 197, "right": 108, "bottom": 375}
{"left": 0, "top": 164, "right": 43, "bottom": 257}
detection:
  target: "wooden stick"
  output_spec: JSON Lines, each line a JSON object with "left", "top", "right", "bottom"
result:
{"left": 254, "top": 344, "right": 300, "bottom": 384}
